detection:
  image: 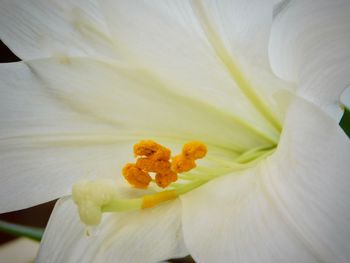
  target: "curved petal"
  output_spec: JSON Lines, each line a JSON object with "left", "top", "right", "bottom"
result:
{"left": 27, "top": 57, "right": 276, "bottom": 150}
{"left": 264, "top": 97, "right": 350, "bottom": 262}
{"left": 269, "top": 0, "right": 350, "bottom": 119}
{"left": 100, "top": 0, "right": 294, "bottom": 134}
{"left": 0, "top": 62, "right": 137, "bottom": 212}
{"left": 37, "top": 197, "right": 187, "bottom": 263}
{"left": 196, "top": 0, "right": 278, "bottom": 68}
{"left": 181, "top": 97, "right": 350, "bottom": 262}
{"left": 182, "top": 170, "right": 319, "bottom": 263}
{"left": 0, "top": 0, "right": 117, "bottom": 60}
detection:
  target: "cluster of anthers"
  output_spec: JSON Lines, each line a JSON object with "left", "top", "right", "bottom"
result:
{"left": 72, "top": 140, "right": 207, "bottom": 227}
{"left": 122, "top": 140, "right": 207, "bottom": 189}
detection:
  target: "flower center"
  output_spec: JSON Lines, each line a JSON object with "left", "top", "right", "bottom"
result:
{"left": 72, "top": 140, "right": 276, "bottom": 226}
{"left": 122, "top": 140, "right": 207, "bottom": 189}
{"left": 71, "top": 2, "right": 286, "bottom": 227}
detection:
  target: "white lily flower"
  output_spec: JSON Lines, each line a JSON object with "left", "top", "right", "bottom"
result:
{"left": 1, "top": 0, "right": 350, "bottom": 262}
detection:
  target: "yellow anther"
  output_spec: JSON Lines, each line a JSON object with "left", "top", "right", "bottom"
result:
{"left": 136, "top": 158, "right": 171, "bottom": 174}
{"left": 134, "top": 140, "right": 160, "bottom": 157}
{"left": 122, "top": 163, "right": 151, "bottom": 189}
{"left": 142, "top": 190, "right": 177, "bottom": 209}
{"left": 171, "top": 155, "right": 196, "bottom": 173}
{"left": 133, "top": 140, "right": 171, "bottom": 160}
{"left": 134, "top": 140, "right": 170, "bottom": 160}
{"left": 152, "top": 146, "right": 171, "bottom": 161}
{"left": 155, "top": 170, "right": 178, "bottom": 188}
{"left": 182, "top": 141, "right": 207, "bottom": 160}
{"left": 123, "top": 140, "right": 208, "bottom": 189}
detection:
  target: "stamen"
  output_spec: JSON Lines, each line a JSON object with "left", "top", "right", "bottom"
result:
{"left": 171, "top": 141, "right": 207, "bottom": 173}
{"left": 122, "top": 163, "right": 151, "bottom": 189}
{"left": 71, "top": 139, "right": 278, "bottom": 227}
{"left": 73, "top": 141, "right": 209, "bottom": 226}
{"left": 126, "top": 140, "right": 207, "bottom": 188}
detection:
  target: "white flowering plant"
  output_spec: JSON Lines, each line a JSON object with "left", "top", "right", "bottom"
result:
{"left": 0, "top": 1, "right": 350, "bottom": 262}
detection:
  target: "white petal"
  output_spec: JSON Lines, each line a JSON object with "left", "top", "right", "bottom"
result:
{"left": 0, "top": 0, "right": 117, "bottom": 60}
{"left": 181, "top": 97, "right": 350, "bottom": 262}
{"left": 264, "top": 97, "right": 350, "bottom": 262}
{"left": 27, "top": 57, "right": 275, "bottom": 151}
{"left": 100, "top": 0, "right": 294, "bottom": 136}
{"left": 181, "top": 170, "right": 318, "bottom": 263}
{"left": 269, "top": 0, "right": 350, "bottom": 119}
{"left": 0, "top": 62, "right": 134, "bottom": 212}
{"left": 37, "top": 197, "right": 187, "bottom": 263}
{"left": 198, "top": 0, "right": 277, "bottom": 68}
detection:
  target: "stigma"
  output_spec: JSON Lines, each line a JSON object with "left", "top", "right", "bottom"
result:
{"left": 72, "top": 179, "right": 118, "bottom": 225}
